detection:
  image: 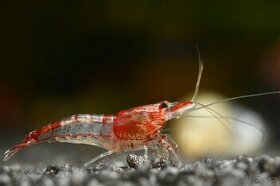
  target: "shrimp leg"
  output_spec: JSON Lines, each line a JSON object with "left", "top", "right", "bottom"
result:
{"left": 84, "top": 150, "right": 114, "bottom": 167}
{"left": 157, "top": 134, "right": 181, "bottom": 166}
{"left": 164, "top": 135, "right": 181, "bottom": 166}
{"left": 143, "top": 145, "right": 148, "bottom": 160}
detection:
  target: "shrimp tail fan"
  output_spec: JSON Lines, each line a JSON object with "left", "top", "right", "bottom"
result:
{"left": 3, "top": 121, "right": 60, "bottom": 161}
{"left": 3, "top": 137, "right": 37, "bottom": 161}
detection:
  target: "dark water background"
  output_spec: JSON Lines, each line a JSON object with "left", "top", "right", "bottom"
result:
{"left": 1, "top": 1, "right": 280, "bottom": 165}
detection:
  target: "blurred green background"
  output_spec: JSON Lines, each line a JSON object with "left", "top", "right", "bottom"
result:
{"left": 1, "top": 1, "right": 280, "bottom": 154}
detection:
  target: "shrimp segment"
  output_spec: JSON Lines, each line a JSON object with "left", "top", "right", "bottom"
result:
{"left": 3, "top": 114, "right": 115, "bottom": 161}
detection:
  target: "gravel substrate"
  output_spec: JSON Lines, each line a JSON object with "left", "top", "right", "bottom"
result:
{"left": 1, "top": 155, "right": 280, "bottom": 186}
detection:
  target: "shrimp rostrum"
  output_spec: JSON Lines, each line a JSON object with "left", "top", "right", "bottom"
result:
{"left": 3, "top": 50, "right": 280, "bottom": 166}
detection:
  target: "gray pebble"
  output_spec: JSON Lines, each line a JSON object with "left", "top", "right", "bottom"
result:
{"left": 0, "top": 174, "right": 12, "bottom": 186}
{"left": 70, "top": 169, "right": 87, "bottom": 185}
{"left": 127, "top": 154, "right": 150, "bottom": 168}
{"left": 45, "top": 165, "right": 60, "bottom": 175}
{"left": 60, "top": 164, "right": 72, "bottom": 173}
{"left": 158, "top": 166, "right": 178, "bottom": 184}
{"left": 87, "top": 179, "right": 103, "bottom": 186}
{"left": 39, "top": 177, "right": 55, "bottom": 186}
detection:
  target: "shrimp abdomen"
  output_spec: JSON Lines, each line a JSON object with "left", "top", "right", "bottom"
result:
{"left": 3, "top": 114, "right": 115, "bottom": 161}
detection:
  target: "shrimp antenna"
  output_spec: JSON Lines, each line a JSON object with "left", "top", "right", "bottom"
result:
{"left": 190, "top": 91, "right": 280, "bottom": 112}
{"left": 196, "top": 102, "right": 233, "bottom": 137}
{"left": 192, "top": 45, "right": 204, "bottom": 102}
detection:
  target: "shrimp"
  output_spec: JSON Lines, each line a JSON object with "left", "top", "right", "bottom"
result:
{"left": 3, "top": 49, "right": 280, "bottom": 167}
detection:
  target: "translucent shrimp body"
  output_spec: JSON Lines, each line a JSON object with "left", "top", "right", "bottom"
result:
{"left": 0, "top": 47, "right": 218, "bottom": 166}
{"left": 4, "top": 47, "right": 280, "bottom": 166}
{"left": 3, "top": 114, "right": 115, "bottom": 161}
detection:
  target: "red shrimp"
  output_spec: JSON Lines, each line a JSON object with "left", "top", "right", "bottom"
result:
{"left": 3, "top": 49, "right": 280, "bottom": 166}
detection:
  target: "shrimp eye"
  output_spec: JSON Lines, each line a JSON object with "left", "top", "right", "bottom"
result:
{"left": 160, "top": 101, "right": 169, "bottom": 108}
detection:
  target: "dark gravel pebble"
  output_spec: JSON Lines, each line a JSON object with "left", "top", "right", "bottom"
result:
{"left": 45, "top": 165, "right": 60, "bottom": 175}
{"left": 1, "top": 154, "right": 280, "bottom": 186}
{"left": 127, "top": 154, "right": 150, "bottom": 168}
